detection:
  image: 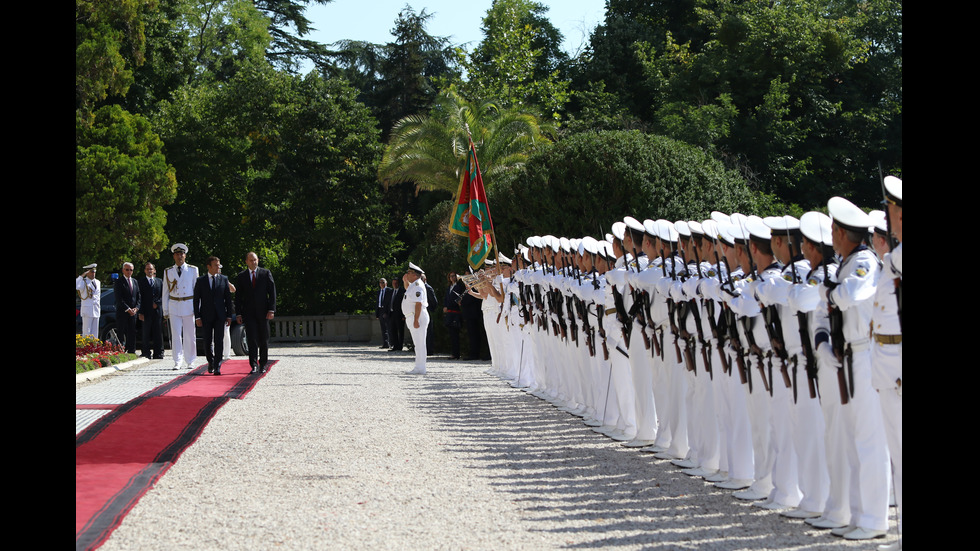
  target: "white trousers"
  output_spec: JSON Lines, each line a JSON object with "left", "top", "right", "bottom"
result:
{"left": 169, "top": 313, "right": 197, "bottom": 368}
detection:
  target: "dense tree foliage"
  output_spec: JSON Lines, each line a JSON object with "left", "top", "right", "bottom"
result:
{"left": 568, "top": 0, "right": 902, "bottom": 208}
{"left": 379, "top": 87, "right": 554, "bottom": 194}
{"left": 462, "top": 0, "right": 570, "bottom": 121}
{"left": 76, "top": 104, "right": 178, "bottom": 270}
{"left": 153, "top": 62, "right": 399, "bottom": 314}
{"left": 486, "top": 130, "right": 776, "bottom": 245}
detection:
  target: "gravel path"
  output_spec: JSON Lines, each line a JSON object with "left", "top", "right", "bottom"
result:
{"left": 92, "top": 343, "right": 897, "bottom": 550}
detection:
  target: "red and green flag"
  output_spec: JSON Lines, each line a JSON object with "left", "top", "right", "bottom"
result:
{"left": 449, "top": 140, "right": 495, "bottom": 269}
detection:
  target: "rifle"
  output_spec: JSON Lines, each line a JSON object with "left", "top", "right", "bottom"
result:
{"left": 595, "top": 285, "right": 610, "bottom": 361}
{"left": 689, "top": 240, "right": 713, "bottom": 379}
{"left": 786, "top": 229, "right": 817, "bottom": 401}
{"left": 663, "top": 252, "right": 685, "bottom": 365}
{"left": 824, "top": 258, "right": 850, "bottom": 405}
{"left": 737, "top": 218, "right": 771, "bottom": 394}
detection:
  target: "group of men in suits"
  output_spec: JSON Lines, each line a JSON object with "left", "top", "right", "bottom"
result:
{"left": 78, "top": 244, "right": 276, "bottom": 376}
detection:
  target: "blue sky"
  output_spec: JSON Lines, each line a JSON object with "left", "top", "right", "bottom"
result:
{"left": 302, "top": 0, "right": 607, "bottom": 57}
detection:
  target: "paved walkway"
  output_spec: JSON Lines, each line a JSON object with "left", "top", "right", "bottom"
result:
{"left": 77, "top": 344, "right": 898, "bottom": 550}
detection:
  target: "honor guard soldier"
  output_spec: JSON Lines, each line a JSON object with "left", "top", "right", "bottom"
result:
{"left": 162, "top": 243, "right": 200, "bottom": 370}
{"left": 873, "top": 176, "right": 902, "bottom": 551}
{"left": 819, "top": 197, "right": 890, "bottom": 541}
{"left": 77, "top": 263, "right": 101, "bottom": 338}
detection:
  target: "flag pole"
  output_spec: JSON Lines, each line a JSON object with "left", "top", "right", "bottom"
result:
{"left": 466, "top": 132, "right": 499, "bottom": 269}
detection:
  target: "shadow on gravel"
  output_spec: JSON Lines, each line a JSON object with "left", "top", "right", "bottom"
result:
{"left": 405, "top": 367, "right": 879, "bottom": 551}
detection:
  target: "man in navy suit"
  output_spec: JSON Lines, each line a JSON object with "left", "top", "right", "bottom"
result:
{"left": 194, "top": 256, "right": 234, "bottom": 375}
{"left": 113, "top": 262, "right": 141, "bottom": 354}
{"left": 376, "top": 278, "right": 393, "bottom": 348}
{"left": 138, "top": 262, "right": 164, "bottom": 359}
{"left": 235, "top": 251, "right": 277, "bottom": 373}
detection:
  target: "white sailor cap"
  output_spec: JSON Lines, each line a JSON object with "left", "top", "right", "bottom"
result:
{"left": 763, "top": 215, "right": 800, "bottom": 233}
{"left": 545, "top": 235, "right": 560, "bottom": 252}
{"left": 674, "top": 220, "right": 692, "bottom": 238}
{"left": 171, "top": 243, "right": 188, "bottom": 253}
{"left": 726, "top": 219, "right": 751, "bottom": 244}
{"left": 868, "top": 210, "right": 888, "bottom": 234}
{"left": 643, "top": 219, "right": 658, "bottom": 238}
{"left": 497, "top": 253, "right": 513, "bottom": 265}
{"left": 701, "top": 220, "right": 720, "bottom": 241}
{"left": 83, "top": 263, "right": 98, "bottom": 270}
{"left": 711, "top": 211, "right": 732, "bottom": 225}
{"left": 745, "top": 216, "right": 772, "bottom": 240}
{"left": 657, "top": 219, "right": 678, "bottom": 242}
{"left": 406, "top": 262, "right": 424, "bottom": 275}
{"left": 716, "top": 221, "right": 738, "bottom": 246}
{"left": 828, "top": 196, "right": 872, "bottom": 233}
{"left": 800, "top": 211, "right": 833, "bottom": 247}
{"left": 688, "top": 221, "right": 704, "bottom": 236}
{"left": 485, "top": 259, "right": 495, "bottom": 266}
{"left": 624, "top": 216, "right": 645, "bottom": 234}
{"left": 601, "top": 240, "right": 615, "bottom": 260}
{"left": 559, "top": 236, "right": 571, "bottom": 253}
{"left": 611, "top": 221, "right": 627, "bottom": 241}
{"left": 579, "top": 236, "right": 599, "bottom": 256}
{"left": 527, "top": 236, "right": 542, "bottom": 249}
{"left": 883, "top": 175, "right": 902, "bottom": 207}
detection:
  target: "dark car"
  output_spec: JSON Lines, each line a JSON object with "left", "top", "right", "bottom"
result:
{"left": 76, "top": 287, "right": 248, "bottom": 356}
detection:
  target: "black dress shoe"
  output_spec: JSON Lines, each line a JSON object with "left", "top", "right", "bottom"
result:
{"left": 208, "top": 365, "right": 214, "bottom": 374}
{"left": 214, "top": 369, "right": 221, "bottom": 376}
{"left": 249, "top": 366, "right": 258, "bottom": 374}
{"left": 153, "top": 355, "right": 164, "bottom": 359}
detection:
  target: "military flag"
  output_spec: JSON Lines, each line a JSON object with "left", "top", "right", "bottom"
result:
{"left": 449, "top": 140, "right": 496, "bottom": 269}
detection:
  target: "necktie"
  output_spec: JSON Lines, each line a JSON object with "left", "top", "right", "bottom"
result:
{"left": 251, "top": 271, "right": 256, "bottom": 288}
{"left": 177, "top": 266, "right": 182, "bottom": 277}
{"left": 211, "top": 275, "right": 215, "bottom": 289}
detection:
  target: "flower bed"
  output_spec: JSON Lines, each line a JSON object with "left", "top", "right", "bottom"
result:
{"left": 76, "top": 335, "right": 137, "bottom": 374}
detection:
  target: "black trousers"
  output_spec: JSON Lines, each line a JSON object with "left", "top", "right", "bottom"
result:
{"left": 244, "top": 315, "right": 271, "bottom": 367}
{"left": 202, "top": 318, "right": 225, "bottom": 369}
{"left": 120, "top": 312, "right": 138, "bottom": 354}
{"left": 141, "top": 310, "right": 164, "bottom": 358}
{"left": 389, "top": 314, "right": 405, "bottom": 350}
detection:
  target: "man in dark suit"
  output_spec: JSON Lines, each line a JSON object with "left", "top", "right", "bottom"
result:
{"left": 422, "top": 274, "right": 437, "bottom": 355}
{"left": 113, "top": 262, "right": 141, "bottom": 354}
{"left": 194, "top": 256, "right": 234, "bottom": 375}
{"left": 375, "top": 278, "right": 393, "bottom": 348}
{"left": 235, "top": 251, "right": 277, "bottom": 373}
{"left": 138, "top": 262, "right": 165, "bottom": 359}
{"left": 388, "top": 276, "right": 405, "bottom": 351}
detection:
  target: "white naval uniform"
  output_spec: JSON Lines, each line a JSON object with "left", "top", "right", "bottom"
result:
{"left": 871, "top": 248, "right": 902, "bottom": 536}
{"left": 77, "top": 276, "right": 101, "bottom": 338}
{"left": 162, "top": 262, "right": 199, "bottom": 368}
{"left": 726, "top": 268, "right": 774, "bottom": 499}
{"left": 822, "top": 245, "right": 890, "bottom": 532}
{"left": 403, "top": 278, "right": 430, "bottom": 373}
{"left": 770, "top": 257, "right": 830, "bottom": 515}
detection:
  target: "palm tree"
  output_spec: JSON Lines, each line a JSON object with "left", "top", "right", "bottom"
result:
{"left": 378, "top": 86, "right": 554, "bottom": 193}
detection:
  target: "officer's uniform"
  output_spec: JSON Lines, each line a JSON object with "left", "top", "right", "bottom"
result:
{"left": 403, "top": 263, "right": 429, "bottom": 374}
{"left": 162, "top": 244, "right": 199, "bottom": 369}
{"left": 77, "top": 263, "right": 101, "bottom": 338}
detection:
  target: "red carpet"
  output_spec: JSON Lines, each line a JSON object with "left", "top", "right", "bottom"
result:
{"left": 75, "top": 360, "right": 275, "bottom": 551}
